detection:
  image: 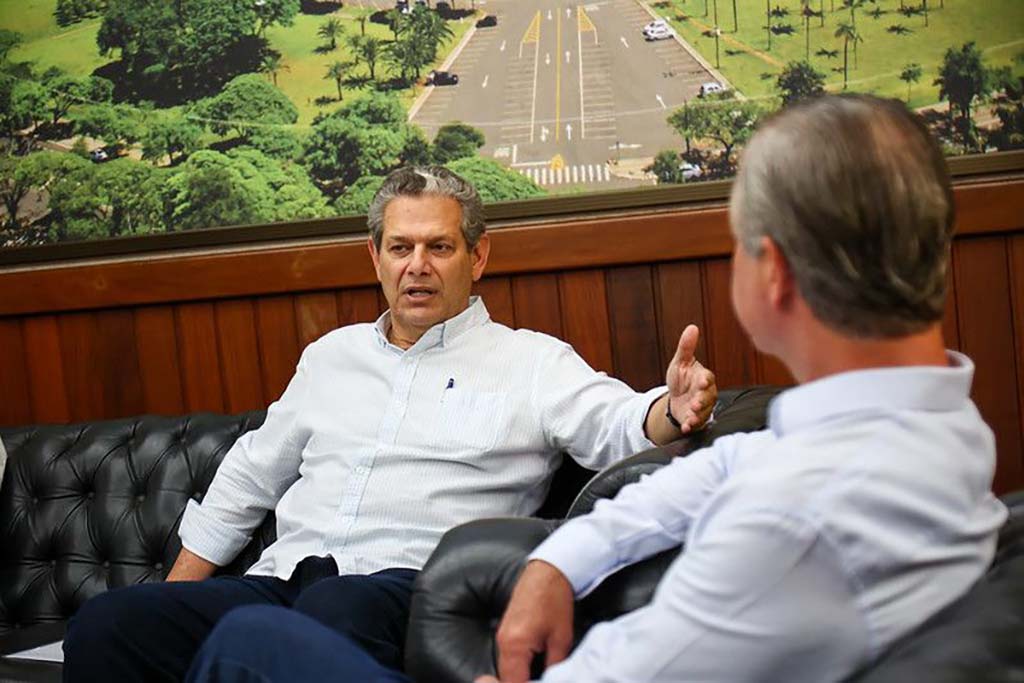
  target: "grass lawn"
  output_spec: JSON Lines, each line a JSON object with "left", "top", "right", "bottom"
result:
{"left": 652, "top": 0, "right": 1024, "bottom": 107}
{"left": 4, "top": 0, "right": 474, "bottom": 129}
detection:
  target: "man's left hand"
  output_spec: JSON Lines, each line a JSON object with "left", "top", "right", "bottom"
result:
{"left": 666, "top": 324, "right": 717, "bottom": 433}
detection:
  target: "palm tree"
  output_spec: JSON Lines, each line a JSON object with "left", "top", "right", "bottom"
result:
{"left": 802, "top": 3, "right": 814, "bottom": 61}
{"left": 731, "top": 0, "right": 738, "bottom": 31}
{"left": 318, "top": 17, "right": 344, "bottom": 51}
{"left": 765, "top": 0, "right": 772, "bottom": 49}
{"left": 834, "top": 21, "right": 857, "bottom": 88}
{"left": 259, "top": 52, "right": 289, "bottom": 87}
{"left": 348, "top": 34, "right": 384, "bottom": 81}
{"left": 356, "top": 9, "right": 372, "bottom": 36}
{"left": 712, "top": 0, "right": 721, "bottom": 68}
{"left": 899, "top": 62, "right": 922, "bottom": 101}
{"left": 922, "top": 0, "right": 929, "bottom": 27}
{"left": 325, "top": 61, "right": 347, "bottom": 100}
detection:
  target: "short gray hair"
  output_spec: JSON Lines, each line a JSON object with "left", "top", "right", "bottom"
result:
{"left": 367, "top": 166, "right": 486, "bottom": 250}
{"left": 730, "top": 94, "right": 954, "bottom": 338}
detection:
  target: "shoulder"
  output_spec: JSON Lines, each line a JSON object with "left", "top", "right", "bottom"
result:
{"left": 300, "top": 322, "right": 377, "bottom": 363}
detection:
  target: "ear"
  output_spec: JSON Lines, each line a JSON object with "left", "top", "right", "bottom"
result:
{"left": 367, "top": 237, "right": 383, "bottom": 282}
{"left": 470, "top": 233, "right": 491, "bottom": 282}
{"left": 761, "top": 237, "right": 795, "bottom": 311}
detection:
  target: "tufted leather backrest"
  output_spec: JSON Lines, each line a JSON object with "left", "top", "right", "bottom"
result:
{"left": 0, "top": 412, "right": 274, "bottom": 637}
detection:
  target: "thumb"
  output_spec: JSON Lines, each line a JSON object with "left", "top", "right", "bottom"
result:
{"left": 674, "top": 324, "right": 699, "bottom": 368}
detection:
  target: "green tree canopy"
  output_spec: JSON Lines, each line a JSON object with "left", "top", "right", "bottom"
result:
{"left": 776, "top": 61, "right": 826, "bottom": 106}
{"left": 48, "top": 158, "right": 166, "bottom": 240}
{"left": 304, "top": 115, "right": 403, "bottom": 187}
{"left": 432, "top": 122, "right": 485, "bottom": 164}
{"left": 444, "top": 157, "right": 544, "bottom": 203}
{"left": 3, "top": 80, "right": 48, "bottom": 136}
{"left": 141, "top": 117, "right": 203, "bottom": 165}
{"left": 667, "top": 95, "right": 762, "bottom": 173}
{"left": 648, "top": 149, "right": 684, "bottom": 184}
{"left": 334, "top": 92, "right": 407, "bottom": 126}
{"left": 74, "top": 103, "right": 145, "bottom": 149}
{"left": 935, "top": 42, "right": 992, "bottom": 121}
{"left": 162, "top": 148, "right": 328, "bottom": 230}
{"left": 0, "top": 151, "right": 87, "bottom": 232}
{"left": 193, "top": 73, "right": 298, "bottom": 140}
{"left": 334, "top": 174, "right": 386, "bottom": 215}
{"left": 41, "top": 69, "right": 114, "bottom": 126}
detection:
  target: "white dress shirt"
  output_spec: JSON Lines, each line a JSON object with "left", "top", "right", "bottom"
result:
{"left": 180, "top": 297, "right": 665, "bottom": 579}
{"left": 531, "top": 352, "right": 1007, "bottom": 683}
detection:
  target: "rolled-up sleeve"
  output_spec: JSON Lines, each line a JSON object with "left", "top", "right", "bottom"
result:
{"left": 179, "top": 352, "right": 314, "bottom": 566}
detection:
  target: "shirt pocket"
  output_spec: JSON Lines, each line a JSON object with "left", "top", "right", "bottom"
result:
{"left": 435, "top": 390, "right": 507, "bottom": 452}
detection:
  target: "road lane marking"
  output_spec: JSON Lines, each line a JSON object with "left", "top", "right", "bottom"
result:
{"left": 500, "top": 40, "right": 506, "bottom": 52}
{"left": 576, "top": 6, "right": 587, "bottom": 139}
{"left": 566, "top": 123, "right": 573, "bottom": 140}
{"left": 521, "top": 10, "right": 540, "bottom": 58}
{"left": 546, "top": 53, "right": 550, "bottom": 65}
{"left": 656, "top": 94, "right": 666, "bottom": 109}
{"left": 519, "top": 163, "right": 615, "bottom": 185}
{"left": 483, "top": 75, "right": 489, "bottom": 88}
{"left": 555, "top": 8, "right": 562, "bottom": 141}
{"left": 548, "top": 9, "right": 552, "bottom": 20}
{"left": 620, "top": 36, "right": 629, "bottom": 48}
{"left": 521, "top": 10, "right": 542, "bottom": 142}
{"left": 565, "top": 51, "right": 571, "bottom": 63}
{"left": 577, "top": 4, "right": 598, "bottom": 45}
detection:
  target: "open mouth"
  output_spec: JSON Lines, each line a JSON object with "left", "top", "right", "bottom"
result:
{"left": 402, "top": 286, "right": 437, "bottom": 300}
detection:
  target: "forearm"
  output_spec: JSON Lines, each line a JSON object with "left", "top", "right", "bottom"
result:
{"left": 644, "top": 393, "right": 682, "bottom": 446}
{"left": 166, "top": 546, "right": 219, "bottom": 582}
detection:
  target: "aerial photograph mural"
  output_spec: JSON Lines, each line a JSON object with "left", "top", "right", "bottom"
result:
{"left": 0, "top": 0, "right": 1022, "bottom": 248}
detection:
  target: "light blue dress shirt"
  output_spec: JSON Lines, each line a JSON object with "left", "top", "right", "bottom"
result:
{"left": 180, "top": 298, "right": 665, "bottom": 579}
{"left": 531, "top": 352, "right": 1007, "bottom": 683}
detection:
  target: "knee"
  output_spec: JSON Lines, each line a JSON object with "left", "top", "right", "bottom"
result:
{"left": 204, "top": 605, "right": 284, "bottom": 651}
{"left": 65, "top": 587, "right": 148, "bottom": 656}
{"left": 292, "top": 576, "right": 372, "bottom": 625}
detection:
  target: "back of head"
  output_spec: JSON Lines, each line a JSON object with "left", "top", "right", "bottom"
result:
{"left": 730, "top": 94, "right": 954, "bottom": 338}
{"left": 368, "top": 165, "right": 486, "bottom": 250}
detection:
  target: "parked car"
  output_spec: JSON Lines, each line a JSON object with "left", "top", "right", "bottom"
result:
{"left": 679, "top": 161, "right": 703, "bottom": 181}
{"left": 427, "top": 70, "right": 458, "bottom": 86}
{"left": 642, "top": 19, "right": 669, "bottom": 35}
{"left": 699, "top": 82, "right": 725, "bottom": 97}
{"left": 89, "top": 148, "right": 110, "bottom": 163}
{"left": 476, "top": 14, "right": 497, "bottom": 27}
{"left": 396, "top": 0, "right": 410, "bottom": 13}
{"left": 644, "top": 24, "right": 673, "bottom": 41}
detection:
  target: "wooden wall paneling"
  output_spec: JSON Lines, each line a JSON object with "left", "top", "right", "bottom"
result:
{"left": 336, "top": 287, "right": 382, "bottom": 326}
{"left": 1008, "top": 234, "right": 1024, "bottom": 492}
{"left": 132, "top": 306, "right": 185, "bottom": 416}
{"left": 953, "top": 238, "right": 1023, "bottom": 495}
{"left": 701, "top": 259, "right": 758, "bottom": 389}
{"left": 558, "top": 270, "right": 614, "bottom": 375}
{"left": 21, "top": 315, "right": 70, "bottom": 423}
{"left": 941, "top": 264, "right": 960, "bottom": 351}
{"left": 174, "top": 302, "right": 225, "bottom": 413}
{"left": 255, "top": 296, "right": 301, "bottom": 404}
{"left": 294, "top": 292, "right": 340, "bottom": 349}
{"left": 474, "top": 277, "right": 516, "bottom": 328}
{"left": 510, "top": 273, "right": 563, "bottom": 339}
{"left": 214, "top": 299, "right": 265, "bottom": 414}
{"left": 56, "top": 310, "right": 143, "bottom": 422}
{"left": 606, "top": 265, "right": 662, "bottom": 391}
{"left": 755, "top": 352, "right": 794, "bottom": 387}
{"left": 654, "top": 261, "right": 708, "bottom": 369}
{"left": 0, "top": 319, "right": 32, "bottom": 426}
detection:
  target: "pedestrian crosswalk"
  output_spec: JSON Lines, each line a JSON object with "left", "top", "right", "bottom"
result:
{"left": 518, "top": 164, "right": 613, "bottom": 186}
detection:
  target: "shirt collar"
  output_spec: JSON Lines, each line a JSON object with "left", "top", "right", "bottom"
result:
{"left": 373, "top": 296, "right": 491, "bottom": 353}
{"left": 768, "top": 350, "right": 975, "bottom": 437}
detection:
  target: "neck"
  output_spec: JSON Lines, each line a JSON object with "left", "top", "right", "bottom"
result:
{"left": 387, "top": 326, "right": 421, "bottom": 350}
{"left": 781, "top": 321, "right": 948, "bottom": 385}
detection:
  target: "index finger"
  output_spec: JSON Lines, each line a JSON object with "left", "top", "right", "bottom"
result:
{"left": 497, "top": 645, "right": 532, "bottom": 683}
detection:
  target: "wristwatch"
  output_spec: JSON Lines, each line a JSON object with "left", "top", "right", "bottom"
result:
{"left": 665, "top": 398, "right": 683, "bottom": 430}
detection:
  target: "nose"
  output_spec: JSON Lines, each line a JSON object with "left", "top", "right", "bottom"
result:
{"left": 408, "top": 244, "right": 432, "bottom": 275}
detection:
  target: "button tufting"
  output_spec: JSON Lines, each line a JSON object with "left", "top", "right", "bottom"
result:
{"left": 50, "top": 560, "right": 56, "bottom": 568}
{"left": 136, "top": 494, "right": 146, "bottom": 503}
{"left": 31, "top": 497, "right": 38, "bottom": 505}
{"left": 155, "top": 562, "right": 164, "bottom": 570}
{"left": 87, "top": 492, "right": 95, "bottom": 500}
{"left": 102, "top": 561, "right": 110, "bottom": 568}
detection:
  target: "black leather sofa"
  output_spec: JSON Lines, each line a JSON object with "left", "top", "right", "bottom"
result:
{"left": 1, "top": 386, "right": 1021, "bottom": 682}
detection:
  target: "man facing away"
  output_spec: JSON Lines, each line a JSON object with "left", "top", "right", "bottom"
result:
{"left": 62, "top": 165, "right": 717, "bottom": 681}
{"left": 180, "top": 95, "right": 1006, "bottom": 683}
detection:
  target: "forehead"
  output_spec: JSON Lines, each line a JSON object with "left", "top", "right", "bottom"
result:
{"left": 381, "top": 194, "right": 463, "bottom": 242}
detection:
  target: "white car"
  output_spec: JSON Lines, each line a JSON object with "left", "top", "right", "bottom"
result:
{"left": 644, "top": 24, "right": 673, "bottom": 41}
{"left": 679, "top": 161, "right": 703, "bottom": 181}
{"left": 642, "top": 19, "right": 669, "bottom": 35}
{"left": 699, "top": 82, "right": 725, "bottom": 97}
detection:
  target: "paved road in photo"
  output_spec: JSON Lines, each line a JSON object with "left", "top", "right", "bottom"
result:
{"left": 411, "top": 0, "right": 721, "bottom": 190}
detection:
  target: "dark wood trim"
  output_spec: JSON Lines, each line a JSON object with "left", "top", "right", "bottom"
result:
{"left": 1, "top": 177, "right": 1021, "bottom": 317}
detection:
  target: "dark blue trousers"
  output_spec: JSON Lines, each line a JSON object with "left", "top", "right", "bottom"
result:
{"left": 186, "top": 606, "right": 413, "bottom": 683}
{"left": 62, "top": 557, "right": 418, "bottom": 683}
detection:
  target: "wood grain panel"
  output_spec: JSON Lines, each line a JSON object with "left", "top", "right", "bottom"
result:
{"left": 702, "top": 259, "right": 758, "bottom": 389}
{"left": 558, "top": 270, "right": 613, "bottom": 374}
{"left": 511, "top": 274, "right": 563, "bottom": 338}
{"left": 474, "top": 277, "right": 515, "bottom": 328}
{"left": 175, "top": 303, "right": 225, "bottom": 413}
{"left": 1009, "top": 235, "right": 1024, "bottom": 492}
{"left": 133, "top": 307, "right": 184, "bottom": 416}
{"left": 654, "top": 261, "right": 707, "bottom": 369}
{"left": 214, "top": 300, "right": 264, "bottom": 413}
{"left": 21, "top": 315, "right": 70, "bottom": 423}
{"left": 336, "top": 287, "right": 382, "bottom": 326}
{"left": 606, "top": 266, "right": 662, "bottom": 391}
{"left": 0, "top": 319, "right": 31, "bottom": 426}
{"left": 294, "top": 292, "right": 339, "bottom": 349}
{"left": 255, "top": 296, "right": 301, "bottom": 404}
{"left": 57, "top": 310, "right": 143, "bottom": 421}
{"left": 941, "top": 265, "right": 960, "bottom": 350}
{"left": 1, "top": 179, "right": 1020, "bottom": 317}
{"left": 756, "top": 353, "right": 794, "bottom": 387}
{"left": 953, "top": 238, "right": 1023, "bottom": 494}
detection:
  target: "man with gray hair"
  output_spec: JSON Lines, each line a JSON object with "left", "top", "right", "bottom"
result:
{"left": 478, "top": 94, "right": 1007, "bottom": 683}
{"left": 63, "top": 165, "right": 718, "bottom": 681}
